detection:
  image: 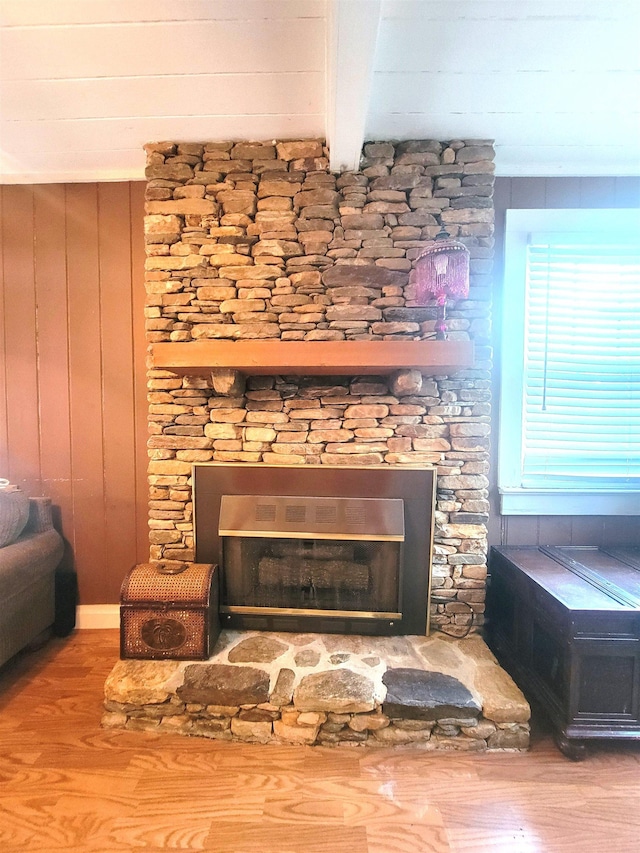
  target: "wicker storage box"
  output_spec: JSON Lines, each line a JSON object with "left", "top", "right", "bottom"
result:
{"left": 120, "top": 562, "right": 219, "bottom": 660}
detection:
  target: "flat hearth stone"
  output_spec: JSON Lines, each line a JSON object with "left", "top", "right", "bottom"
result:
{"left": 104, "top": 659, "right": 181, "bottom": 705}
{"left": 178, "top": 664, "right": 270, "bottom": 706}
{"left": 294, "top": 649, "right": 321, "bottom": 667}
{"left": 382, "top": 668, "right": 481, "bottom": 721}
{"left": 103, "top": 630, "right": 530, "bottom": 750}
{"left": 464, "top": 636, "right": 530, "bottom": 724}
{"left": 227, "top": 635, "right": 288, "bottom": 663}
{"left": 294, "top": 669, "right": 376, "bottom": 713}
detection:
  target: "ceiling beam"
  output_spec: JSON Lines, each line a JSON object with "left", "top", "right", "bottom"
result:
{"left": 326, "top": 0, "right": 382, "bottom": 173}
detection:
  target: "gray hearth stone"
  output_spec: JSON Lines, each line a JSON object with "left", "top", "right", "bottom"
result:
{"left": 227, "top": 635, "right": 288, "bottom": 663}
{"left": 321, "top": 264, "right": 398, "bottom": 289}
{"left": 178, "top": 664, "right": 270, "bottom": 706}
{"left": 294, "top": 649, "right": 321, "bottom": 667}
{"left": 382, "top": 668, "right": 481, "bottom": 721}
{"left": 329, "top": 653, "right": 350, "bottom": 665}
{"left": 383, "top": 307, "right": 437, "bottom": 323}
{"left": 294, "top": 669, "right": 375, "bottom": 713}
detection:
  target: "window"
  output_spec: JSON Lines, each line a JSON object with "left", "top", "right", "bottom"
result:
{"left": 499, "top": 209, "right": 640, "bottom": 515}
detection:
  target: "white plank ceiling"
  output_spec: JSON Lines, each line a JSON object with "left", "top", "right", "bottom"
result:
{"left": 0, "top": 0, "right": 638, "bottom": 183}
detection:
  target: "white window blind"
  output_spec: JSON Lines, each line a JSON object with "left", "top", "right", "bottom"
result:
{"left": 499, "top": 209, "right": 640, "bottom": 515}
{"left": 523, "top": 235, "right": 640, "bottom": 489}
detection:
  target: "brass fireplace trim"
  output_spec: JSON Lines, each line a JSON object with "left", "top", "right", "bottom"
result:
{"left": 220, "top": 605, "right": 403, "bottom": 620}
{"left": 218, "top": 494, "right": 405, "bottom": 542}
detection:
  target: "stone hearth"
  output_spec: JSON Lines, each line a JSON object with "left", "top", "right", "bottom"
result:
{"left": 103, "top": 631, "right": 529, "bottom": 750}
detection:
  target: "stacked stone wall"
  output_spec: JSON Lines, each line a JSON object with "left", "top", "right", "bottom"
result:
{"left": 144, "top": 138, "right": 494, "bottom": 636}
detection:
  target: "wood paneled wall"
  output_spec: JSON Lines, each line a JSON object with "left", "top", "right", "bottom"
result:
{"left": 491, "top": 176, "right": 640, "bottom": 549}
{"left": 0, "top": 182, "right": 148, "bottom": 603}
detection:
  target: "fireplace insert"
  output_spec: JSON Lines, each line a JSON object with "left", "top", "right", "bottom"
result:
{"left": 193, "top": 464, "right": 435, "bottom": 636}
{"left": 219, "top": 494, "right": 404, "bottom": 620}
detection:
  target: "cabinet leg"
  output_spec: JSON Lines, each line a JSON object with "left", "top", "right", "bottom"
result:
{"left": 555, "top": 732, "right": 588, "bottom": 761}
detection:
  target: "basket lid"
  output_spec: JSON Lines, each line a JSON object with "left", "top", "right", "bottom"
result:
{"left": 121, "top": 562, "right": 215, "bottom": 604}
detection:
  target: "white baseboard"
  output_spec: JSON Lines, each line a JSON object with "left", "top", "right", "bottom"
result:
{"left": 76, "top": 604, "right": 120, "bottom": 629}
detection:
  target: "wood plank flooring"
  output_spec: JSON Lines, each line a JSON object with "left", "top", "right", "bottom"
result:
{"left": 0, "top": 630, "right": 638, "bottom": 853}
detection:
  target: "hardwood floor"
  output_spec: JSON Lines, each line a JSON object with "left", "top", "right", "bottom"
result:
{"left": 0, "top": 630, "right": 638, "bottom": 853}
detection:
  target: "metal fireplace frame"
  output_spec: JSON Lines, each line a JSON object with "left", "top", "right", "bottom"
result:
{"left": 192, "top": 463, "right": 436, "bottom": 636}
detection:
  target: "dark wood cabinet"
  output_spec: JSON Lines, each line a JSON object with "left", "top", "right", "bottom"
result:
{"left": 487, "top": 546, "right": 640, "bottom": 759}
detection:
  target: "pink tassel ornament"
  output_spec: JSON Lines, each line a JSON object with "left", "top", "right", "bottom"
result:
{"left": 412, "top": 228, "right": 470, "bottom": 339}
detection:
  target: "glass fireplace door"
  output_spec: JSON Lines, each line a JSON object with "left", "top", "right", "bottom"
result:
{"left": 219, "top": 495, "right": 405, "bottom": 619}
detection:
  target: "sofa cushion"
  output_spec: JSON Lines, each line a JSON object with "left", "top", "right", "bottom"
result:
{"left": 0, "top": 529, "right": 64, "bottom": 602}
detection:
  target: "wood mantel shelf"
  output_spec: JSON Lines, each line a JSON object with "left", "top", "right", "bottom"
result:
{"left": 150, "top": 339, "right": 474, "bottom": 377}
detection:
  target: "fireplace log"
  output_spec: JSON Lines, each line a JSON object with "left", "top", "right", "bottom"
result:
{"left": 257, "top": 556, "right": 370, "bottom": 591}
{"left": 269, "top": 541, "right": 355, "bottom": 561}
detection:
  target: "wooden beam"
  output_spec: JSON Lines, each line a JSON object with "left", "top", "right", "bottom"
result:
{"left": 327, "top": 0, "right": 382, "bottom": 172}
{"left": 150, "top": 339, "right": 474, "bottom": 377}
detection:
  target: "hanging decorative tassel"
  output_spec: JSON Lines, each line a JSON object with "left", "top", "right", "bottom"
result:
{"left": 411, "top": 226, "right": 470, "bottom": 339}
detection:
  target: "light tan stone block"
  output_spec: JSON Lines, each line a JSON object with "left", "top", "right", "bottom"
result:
{"left": 244, "top": 427, "right": 277, "bottom": 442}
{"left": 104, "top": 660, "right": 182, "bottom": 705}
{"left": 218, "top": 265, "right": 281, "bottom": 280}
{"left": 320, "top": 453, "right": 384, "bottom": 465}
{"left": 273, "top": 719, "right": 319, "bottom": 744}
{"left": 261, "top": 453, "right": 306, "bottom": 465}
{"left": 385, "top": 452, "right": 442, "bottom": 464}
{"left": 297, "top": 712, "right": 327, "bottom": 727}
{"left": 348, "top": 713, "right": 390, "bottom": 732}
{"left": 145, "top": 199, "right": 217, "bottom": 215}
{"left": 276, "top": 140, "right": 323, "bottom": 160}
{"left": 192, "top": 323, "right": 280, "bottom": 340}
{"left": 204, "top": 253, "right": 253, "bottom": 267}
{"left": 148, "top": 460, "right": 192, "bottom": 476}
{"left": 306, "top": 429, "right": 354, "bottom": 443}
{"left": 289, "top": 408, "right": 342, "bottom": 420}
{"left": 204, "top": 423, "right": 238, "bottom": 440}
{"left": 145, "top": 255, "right": 206, "bottom": 271}
{"left": 213, "top": 451, "right": 262, "bottom": 463}
{"left": 230, "top": 717, "right": 272, "bottom": 743}
{"left": 196, "top": 286, "right": 237, "bottom": 301}
{"left": 344, "top": 404, "right": 389, "bottom": 419}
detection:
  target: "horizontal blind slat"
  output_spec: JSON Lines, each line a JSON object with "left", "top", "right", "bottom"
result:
{"left": 522, "top": 238, "right": 640, "bottom": 484}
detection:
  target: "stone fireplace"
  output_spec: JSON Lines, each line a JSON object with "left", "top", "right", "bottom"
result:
{"left": 103, "top": 137, "right": 530, "bottom": 750}
{"left": 144, "top": 137, "right": 494, "bottom": 638}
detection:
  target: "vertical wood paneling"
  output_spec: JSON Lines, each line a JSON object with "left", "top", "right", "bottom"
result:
{"left": 32, "top": 184, "right": 74, "bottom": 551}
{"left": 543, "top": 177, "right": 581, "bottom": 208}
{"left": 579, "top": 177, "right": 617, "bottom": 208}
{"left": 613, "top": 177, "right": 640, "bottom": 207}
{"left": 493, "top": 176, "right": 640, "bottom": 550}
{"left": 0, "top": 181, "right": 148, "bottom": 604}
{"left": 0, "top": 188, "right": 9, "bottom": 477}
{"left": 570, "top": 516, "right": 605, "bottom": 546}
{"left": 537, "top": 516, "right": 572, "bottom": 546}
{"left": 98, "top": 182, "right": 139, "bottom": 601}
{"left": 66, "top": 183, "right": 107, "bottom": 603}
{"left": 1, "top": 186, "right": 41, "bottom": 490}
{"left": 509, "top": 178, "right": 546, "bottom": 210}
{"left": 129, "top": 182, "right": 150, "bottom": 568}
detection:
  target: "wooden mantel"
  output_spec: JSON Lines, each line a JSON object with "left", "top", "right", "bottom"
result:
{"left": 150, "top": 339, "right": 474, "bottom": 377}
